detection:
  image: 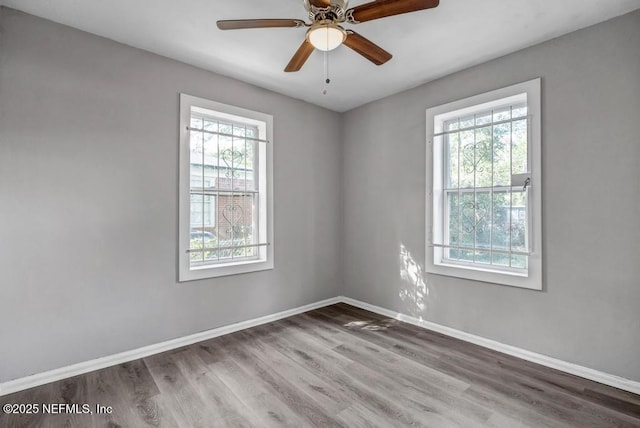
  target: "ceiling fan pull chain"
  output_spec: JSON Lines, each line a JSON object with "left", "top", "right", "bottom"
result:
{"left": 323, "top": 28, "right": 330, "bottom": 95}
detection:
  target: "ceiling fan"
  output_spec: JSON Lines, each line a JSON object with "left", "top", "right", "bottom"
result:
{"left": 217, "top": 0, "right": 440, "bottom": 72}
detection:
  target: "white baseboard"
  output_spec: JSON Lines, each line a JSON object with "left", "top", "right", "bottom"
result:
{"left": 340, "top": 296, "right": 640, "bottom": 396}
{"left": 2, "top": 295, "right": 639, "bottom": 397}
{"left": 0, "top": 297, "right": 340, "bottom": 397}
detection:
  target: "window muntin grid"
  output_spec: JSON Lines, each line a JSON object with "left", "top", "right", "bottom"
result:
{"left": 188, "top": 113, "right": 261, "bottom": 268}
{"left": 436, "top": 101, "right": 530, "bottom": 272}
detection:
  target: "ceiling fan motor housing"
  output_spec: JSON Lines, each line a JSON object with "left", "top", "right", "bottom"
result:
{"left": 308, "top": 1, "right": 349, "bottom": 22}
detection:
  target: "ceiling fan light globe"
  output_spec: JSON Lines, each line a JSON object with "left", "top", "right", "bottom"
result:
{"left": 307, "top": 25, "right": 346, "bottom": 51}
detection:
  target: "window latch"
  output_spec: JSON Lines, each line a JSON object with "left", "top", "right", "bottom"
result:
{"left": 511, "top": 173, "right": 531, "bottom": 191}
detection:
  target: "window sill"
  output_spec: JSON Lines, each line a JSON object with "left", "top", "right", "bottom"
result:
{"left": 426, "top": 261, "right": 541, "bottom": 290}
{"left": 179, "top": 258, "right": 273, "bottom": 282}
{"left": 438, "top": 260, "right": 528, "bottom": 277}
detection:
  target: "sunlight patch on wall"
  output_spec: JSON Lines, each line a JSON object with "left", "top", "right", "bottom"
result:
{"left": 399, "top": 244, "right": 429, "bottom": 317}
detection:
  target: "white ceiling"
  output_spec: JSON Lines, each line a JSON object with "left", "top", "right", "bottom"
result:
{"left": 2, "top": 0, "right": 638, "bottom": 112}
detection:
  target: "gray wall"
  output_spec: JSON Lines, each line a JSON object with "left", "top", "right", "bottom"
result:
{"left": 342, "top": 9, "right": 640, "bottom": 381}
{"left": 0, "top": 8, "right": 342, "bottom": 382}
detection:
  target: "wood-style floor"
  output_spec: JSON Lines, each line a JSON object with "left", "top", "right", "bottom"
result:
{"left": 1, "top": 303, "right": 639, "bottom": 427}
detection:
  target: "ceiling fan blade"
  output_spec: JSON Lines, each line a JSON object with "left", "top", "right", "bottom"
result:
{"left": 343, "top": 31, "right": 392, "bottom": 65}
{"left": 346, "top": 0, "right": 439, "bottom": 23}
{"left": 217, "top": 19, "right": 306, "bottom": 30}
{"left": 285, "top": 39, "right": 315, "bottom": 72}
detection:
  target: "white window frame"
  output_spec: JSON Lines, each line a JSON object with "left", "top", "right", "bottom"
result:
{"left": 425, "top": 79, "right": 542, "bottom": 290}
{"left": 179, "top": 94, "right": 274, "bottom": 281}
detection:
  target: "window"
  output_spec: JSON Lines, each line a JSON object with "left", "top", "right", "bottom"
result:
{"left": 179, "top": 94, "right": 273, "bottom": 281}
{"left": 426, "top": 79, "right": 541, "bottom": 290}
